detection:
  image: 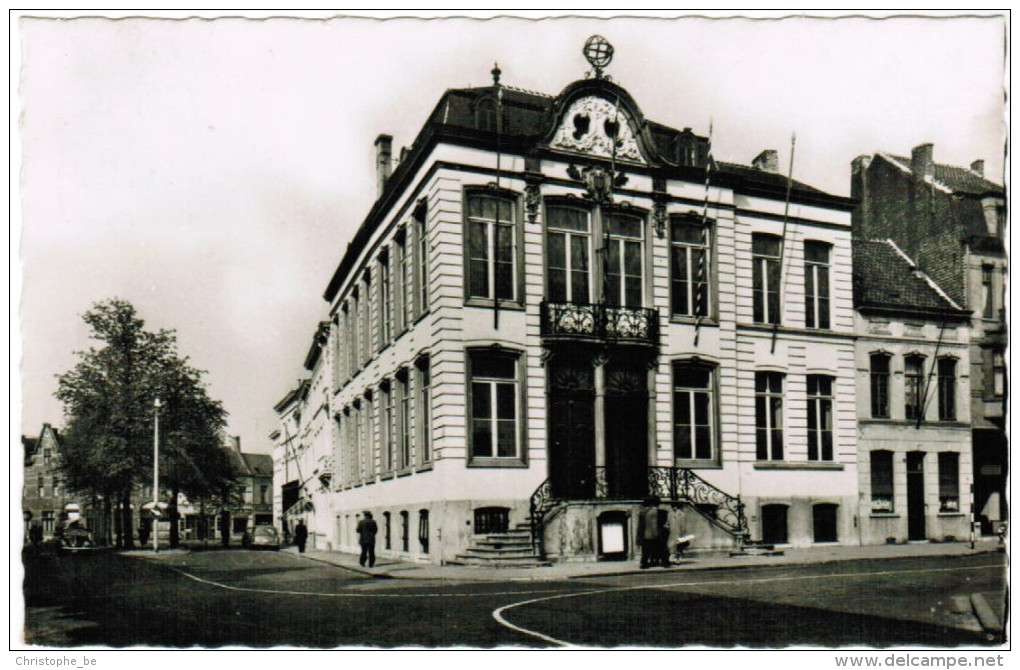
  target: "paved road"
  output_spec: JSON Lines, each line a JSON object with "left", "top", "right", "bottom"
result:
{"left": 22, "top": 548, "right": 1005, "bottom": 648}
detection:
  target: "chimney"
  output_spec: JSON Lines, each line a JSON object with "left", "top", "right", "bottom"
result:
{"left": 375, "top": 134, "right": 393, "bottom": 198}
{"left": 752, "top": 149, "right": 779, "bottom": 173}
{"left": 970, "top": 159, "right": 985, "bottom": 177}
{"left": 910, "top": 143, "right": 934, "bottom": 182}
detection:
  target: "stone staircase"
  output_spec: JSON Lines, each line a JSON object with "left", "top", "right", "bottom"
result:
{"left": 449, "top": 521, "right": 551, "bottom": 567}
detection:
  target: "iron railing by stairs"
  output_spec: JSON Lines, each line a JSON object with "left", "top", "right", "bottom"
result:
{"left": 529, "top": 466, "right": 748, "bottom": 557}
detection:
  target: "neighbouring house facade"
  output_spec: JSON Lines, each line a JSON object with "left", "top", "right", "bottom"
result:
{"left": 22, "top": 423, "right": 73, "bottom": 541}
{"left": 852, "top": 146, "right": 1006, "bottom": 534}
{"left": 275, "top": 39, "right": 866, "bottom": 564}
{"left": 853, "top": 238, "right": 974, "bottom": 544}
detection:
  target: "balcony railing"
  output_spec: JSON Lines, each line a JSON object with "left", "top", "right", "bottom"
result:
{"left": 540, "top": 300, "right": 659, "bottom": 346}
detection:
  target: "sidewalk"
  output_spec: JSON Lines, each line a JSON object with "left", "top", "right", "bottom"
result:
{"left": 289, "top": 538, "right": 1006, "bottom": 582}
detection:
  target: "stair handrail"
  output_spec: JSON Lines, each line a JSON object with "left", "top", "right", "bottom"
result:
{"left": 528, "top": 478, "right": 558, "bottom": 557}
{"left": 675, "top": 467, "right": 748, "bottom": 538}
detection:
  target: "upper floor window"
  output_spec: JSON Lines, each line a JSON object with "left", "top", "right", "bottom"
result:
{"left": 870, "top": 450, "right": 894, "bottom": 513}
{"left": 670, "top": 214, "right": 711, "bottom": 318}
{"left": 360, "top": 276, "right": 372, "bottom": 365}
{"left": 806, "top": 375, "right": 834, "bottom": 461}
{"left": 468, "top": 349, "right": 522, "bottom": 461}
{"left": 904, "top": 355, "right": 925, "bottom": 421}
{"left": 418, "top": 207, "right": 430, "bottom": 315}
{"left": 672, "top": 361, "right": 716, "bottom": 461}
{"left": 870, "top": 353, "right": 891, "bottom": 419}
{"left": 381, "top": 380, "right": 394, "bottom": 472}
{"left": 416, "top": 355, "right": 432, "bottom": 465}
{"left": 397, "top": 369, "right": 411, "bottom": 470}
{"left": 546, "top": 204, "right": 592, "bottom": 304}
{"left": 466, "top": 193, "right": 517, "bottom": 302}
{"left": 992, "top": 349, "right": 1006, "bottom": 397}
{"left": 41, "top": 510, "right": 55, "bottom": 533}
{"left": 755, "top": 371, "right": 784, "bottom": 460}
{"left": 938, "top": 452, "right": 960, "bottom": 512}
{"left": 37, "top": 476, "right": 44, "bottom": 498}
{"left": 476, "top": 98, "right": 499, "bottom": 132}
{"left": 605, "top": 211, "right": 645, "bottom": 308}
{"left": 43, "top": 448, "right": 51, "bottom": 466}
{"left": 804, "top": 241, "right": 831, "bottom": 329}
{"left": 752, "top": 234, "right": 782, "bottom": 325}
{"left": 937, "top": 358, "right": 957, "bottom": 421}
{"left": 982, "top": 265, "right": 994, "bottom": 319}
{"left": 379, "top": 252, "right": 391, "bottom": 348}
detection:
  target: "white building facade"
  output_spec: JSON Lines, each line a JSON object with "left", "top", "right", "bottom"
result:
{"left": 277, "top": 45, "right": 863, "bottom": 563}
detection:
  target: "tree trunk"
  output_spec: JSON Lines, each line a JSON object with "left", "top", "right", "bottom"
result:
{"left": 122, "top": 489, "right": 134, "bottom": 549}
{"left": 102, "top": 496, "right": 112, "bottom": 546}
{"left": 169, "top": 484, "right": 180, "bottom": 548}
{"left": 113, "top": 499, "right": 123, "bottom": 548}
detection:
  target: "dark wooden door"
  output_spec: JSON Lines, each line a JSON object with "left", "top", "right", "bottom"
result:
{"left": 548, "top": 357, "right": 596, "bottom": 499}
{"left": 907, "top": 452, "right": 926, "bottom": 541}
{"left": 604, "top": 361, "right": 648, "bottom": 499}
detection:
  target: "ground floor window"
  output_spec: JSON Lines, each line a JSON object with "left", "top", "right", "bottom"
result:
{"left": 870, "top": 450, "right": 894, "bottom": 513}
{"left": 813, "top": 504, "right": 838, "bottom": 543}
{"left": 418, "top": 509, "right": 429, "bottom": 554}
{"left": 760, "top": 504, "right": 787, "bottom": 545}
{"left": 474, "top": 507, "right": 509, "bottom": 535}
{"left": 42, "top": 510, "right": 55, "bottom": 534}
{"left": 400, "top": 511, "right": 409, "bottom": 552}
{"left": 384, "top": 511, "right": 392, "bottom": 550}
{"left": 939, "top": 452, "right": 960, "bottom": 512}
{"left": 232, "top": 517, "right": 248, "bottom": 534}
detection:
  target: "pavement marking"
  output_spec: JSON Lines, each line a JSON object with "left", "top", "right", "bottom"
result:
{"left": 491, "top": 563, "right": 1004, "bottom": 647}
{"left": 168, "top": 565, "right": 572, "bottom": 599}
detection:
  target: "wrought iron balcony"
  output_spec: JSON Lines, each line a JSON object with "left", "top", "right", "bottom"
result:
{"left": 540, "top": 300, "right": 659, "bottom": 346}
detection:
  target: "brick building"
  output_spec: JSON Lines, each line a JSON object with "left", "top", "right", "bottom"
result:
{"left": 851, "top": 146, "right": 1006, "bottom": 533}
{"left": 21, "top": 423, "right": 72, "bottom": 541}
{"left": 275, "top": 38, "right": 864, "bottom": 564}
{"left": 853, "top": 238, "right": 973, "bottom": 544}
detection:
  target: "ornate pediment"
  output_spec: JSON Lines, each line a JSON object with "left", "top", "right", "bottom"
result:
{"left": 549, "top": 96, "right": 645, "bottom": 164}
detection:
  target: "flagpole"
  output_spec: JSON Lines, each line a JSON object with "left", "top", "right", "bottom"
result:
{"left": 770, "top": 133, "right": 796, "bottom": 354}
{"left": 694, "top": 120, "right": 714, "bottom": 346}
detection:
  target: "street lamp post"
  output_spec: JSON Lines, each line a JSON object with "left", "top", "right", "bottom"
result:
{"left": 153, "top": 397, "right": 161, "bottom": 553}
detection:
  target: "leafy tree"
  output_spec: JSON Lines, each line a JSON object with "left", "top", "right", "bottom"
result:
{"left": 56, "top": 299, "right": 233, "bottom": 548}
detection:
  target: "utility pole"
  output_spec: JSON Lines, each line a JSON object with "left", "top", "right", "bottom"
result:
{"left": 153, "top": 397, "right": 161, "bottom": 553}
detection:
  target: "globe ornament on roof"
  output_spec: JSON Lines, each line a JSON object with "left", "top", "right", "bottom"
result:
{"left": 583, "top": 35, "right": 614, "bottom": 78}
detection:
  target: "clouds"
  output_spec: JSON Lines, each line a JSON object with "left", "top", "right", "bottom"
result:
{"left": 17, "top": 14, "right": 1006, "bottom": 449}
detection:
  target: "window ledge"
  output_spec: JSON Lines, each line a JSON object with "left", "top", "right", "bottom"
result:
{"left": 467, "top": 458, "right": 528, "bottom": 469}
{"left": 396, "top": 468, "right": 414, "bottom": 478}
{"left": 669, "top": 316, "right": 718, "bottom": 327}
{"left": 465, "top": 298, "right": 525, "bottom": 311}
{"left": 753, "top": 461, "right": 844, "bottom": 470}
{"left": 379, "top": 472, "right": 395, "bottom": 482}
{"left": 937, "top": 512, "right": 965, "bottom": 517}
{"left": 674, "top": 460, "right": 722, "bottom": 469}
{"left": 415, "top": 462, "right": 434, "bottom": 474}
{"left": 870, "top": 514, "right": 900, "bottom": 519}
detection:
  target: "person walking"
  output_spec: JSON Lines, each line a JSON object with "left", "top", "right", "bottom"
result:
{"left": 356, "top": 511, "right": 378, "bottom": 568}
{"left": 637, "top": 497, "right": 662, "bottom": 569}
{"left": 29, "top": 521, "right": 43, "bottom": 550}
{"left": 294, "top": 520, "right": 308, "bottom": 553}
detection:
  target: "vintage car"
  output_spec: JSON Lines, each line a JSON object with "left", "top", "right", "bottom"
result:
{"left": 242, "top": 525, "right": 281, "bottom": 550}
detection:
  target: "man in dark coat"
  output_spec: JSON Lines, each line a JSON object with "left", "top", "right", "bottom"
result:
{"left": 294, "top": 520, "right": 308, "bottom": 553}
{"left": 356, "top": 512, "right": 378, "bottom": 568}
{"left": 637, "top": 497, "right": 662, "bottom": 569}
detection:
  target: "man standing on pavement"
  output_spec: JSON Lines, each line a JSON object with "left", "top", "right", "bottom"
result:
{"left": 637, "top": 497, "right": 662, "bottom": 569}
{"left": 294, "top": 520, "right": 308, "bottom": 553}
{"left": 356, "top": 512, "right": 378, "bottom": 567}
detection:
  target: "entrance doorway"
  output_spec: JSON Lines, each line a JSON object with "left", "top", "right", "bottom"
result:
{"left": 604, "top": 359, "right": 649, "bottom": 499}
{"left": 906, "top": 452, "right": 926, "bottom": 541}
{"left": 548, "top": 356, "right": 596, "bottom": 499}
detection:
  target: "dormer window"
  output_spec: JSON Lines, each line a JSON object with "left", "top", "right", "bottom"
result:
{"left": 476, "top": 98, "right": 499, "bottom": 133}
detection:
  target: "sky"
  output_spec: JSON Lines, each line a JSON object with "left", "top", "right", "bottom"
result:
{"left": 14, "top": 11, "right": 1007, "bottom": 455}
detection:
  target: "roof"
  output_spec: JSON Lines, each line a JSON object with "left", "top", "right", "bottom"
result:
{"left": 885, "top": 154, "right": 1003, "bottom": 196}
{"left": 22, "top": 424, "right": 59, "bottom": 463}
{"left": 852, "top": 238, "right": 968, "bottom": 318}
{"left": 324, "top": 77, "right": 852, "bottom": 303}
{"left": 241, "top": 453, "right": 273, "bottom": 478}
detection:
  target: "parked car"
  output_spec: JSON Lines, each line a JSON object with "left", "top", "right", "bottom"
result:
{"left": 242, "top": 525, "right": 281, "bottom": 550}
